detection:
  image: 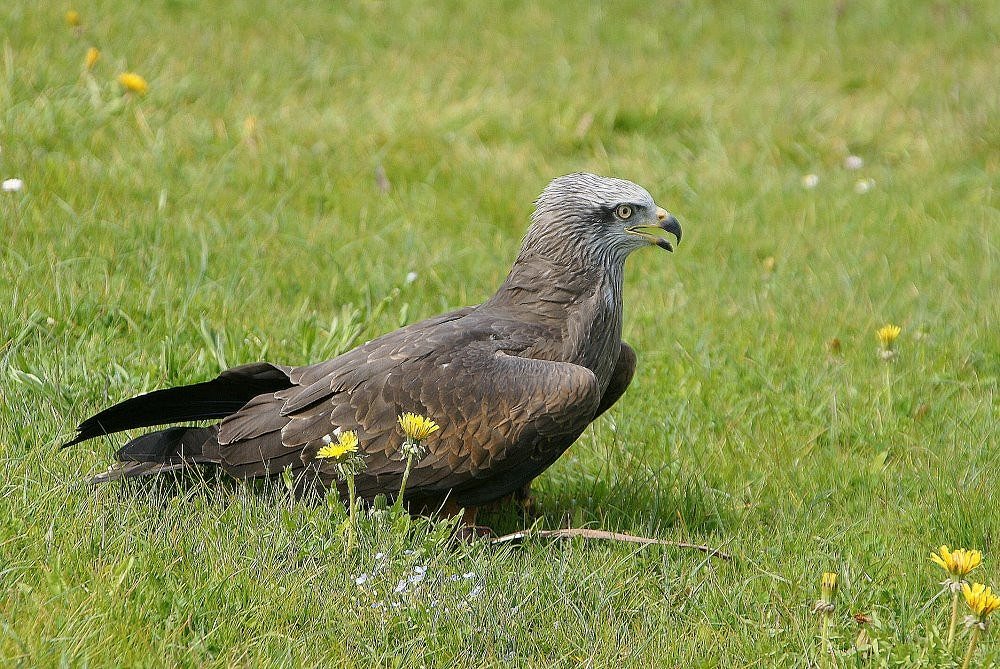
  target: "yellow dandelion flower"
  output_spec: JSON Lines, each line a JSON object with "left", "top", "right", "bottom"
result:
{"left": 117, "top": 72, "right": 149, "bottom": 95}
{"left": 85, "top": 47, "right": 100, "bottom": 70}
{"left": 398, "top": 412, "right": 440, "bottom": 441}
{"left": 963, "top": 583, "right": 1000, "bottom": 620}
{"left": 931, "top": 545, "right": 982, "bottom": 577}
{"left": 876, "top": 324, "right": 901, "bottom": 350}
{"left": 65, "top": 10, "right": 81, "bottom": 27}
{"left": 316, "top": 430, "right": 359, "bottom": 461}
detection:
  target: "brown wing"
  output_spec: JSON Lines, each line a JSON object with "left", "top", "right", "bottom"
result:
{"left": 214, "top": 307, "right": 602, "bottom": 506}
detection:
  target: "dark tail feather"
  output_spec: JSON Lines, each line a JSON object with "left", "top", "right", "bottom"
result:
{"left": 115, "top": 425, "right": 217, "bottom": 462}
{"left": 90, "top": 425, "right": 219, "bottom": 484}
{"left": 65, "top": 362, "right": 293, "bottom": 447}
{"left": 90, "top": 461, "right": 192, "bottom": 484}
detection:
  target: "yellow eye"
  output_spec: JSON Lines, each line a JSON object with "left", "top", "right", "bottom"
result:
{"left": 615, "top": 204, "right": 633, "bottom": 220}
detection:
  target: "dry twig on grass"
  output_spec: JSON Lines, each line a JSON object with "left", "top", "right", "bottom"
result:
{"left": 491, "top": 528, "right": 732, "bottom": 561}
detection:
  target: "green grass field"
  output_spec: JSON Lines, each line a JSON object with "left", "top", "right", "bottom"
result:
{"left": 2, "top": 1, "right": 997, "bottom": 666}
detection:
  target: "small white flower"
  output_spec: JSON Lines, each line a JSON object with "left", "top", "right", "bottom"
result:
{"left": 801, "top": 174, "right": 819, "bottom": 189}
{"left": 468, "top": 585, "right": 483, "bottom": 599}
{"left": 405, "top": 271, "right": 418, "bottom": 284}
{"left": 414, "top": 565, "right": 427, "bottom": 575}
{"left": 463, "top": 571, "right": 476, "bottom": 579}
{"left": 394, "top": 579, "right": 408, "bottom": 593}
{"left": 844, "top": 155, "right": 864, "bottom": 170}
{"left": 2, "top": 178, "right": 24, "bottom": 192}
{"left": 374, "top": 552, "right": 385, "bottom": 561}
{"left": 403, "top": 549, "right": 414, "bottom": 556}
{"left": 354, "top": 573, "right": 369, "bottom": 585}
{"left": 854, "top": 178, "right": 875, "bottom": 194}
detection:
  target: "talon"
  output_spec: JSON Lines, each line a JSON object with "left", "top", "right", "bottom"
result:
{"left": 454, "top": 524, "right": 496, "bottom": 542}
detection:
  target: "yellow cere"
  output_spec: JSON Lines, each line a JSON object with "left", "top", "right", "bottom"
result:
{"left": 962, "top": 582, "right": 1000, "bottom": 619}
{"left": 398, "top": 412, "right": 440, "bottom": 441}
{"left": 316, "top": 430, "right": 359, "bottom": 460}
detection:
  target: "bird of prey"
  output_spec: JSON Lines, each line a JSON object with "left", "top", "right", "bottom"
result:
{"left": 66, "top": 173, "right": 682, "bottom": 529}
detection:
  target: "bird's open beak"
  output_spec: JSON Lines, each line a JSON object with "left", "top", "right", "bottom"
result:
{"left": 625, "top": 207, "right": 683, "bottom": 252}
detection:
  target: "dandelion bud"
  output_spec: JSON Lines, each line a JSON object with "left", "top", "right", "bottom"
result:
{"left": 85, "top": 47, "right": 100, "bottom": 70}
{"left": 821, "top": 572, "right": 838, "bottom": 605}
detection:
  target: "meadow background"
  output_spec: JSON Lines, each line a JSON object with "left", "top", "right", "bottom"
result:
{"left": 1, "top": 1, "right": 997, "bottom": 666}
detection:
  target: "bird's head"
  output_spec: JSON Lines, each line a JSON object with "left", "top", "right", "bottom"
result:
{"left": 524, "top": 172, "right": 682, "bottom": 267}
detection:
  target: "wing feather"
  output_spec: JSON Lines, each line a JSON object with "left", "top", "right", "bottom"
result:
{"left": 206, "top": 306, "right": 600, "bottom": 507}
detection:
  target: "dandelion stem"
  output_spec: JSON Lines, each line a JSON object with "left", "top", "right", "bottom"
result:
{"left": 345, "top": 474, "right": 357, "bottom": 555}
{"left": 884, "top": 365, "right": 893, "bottom": 413}
{"left": 396, "top": 449, "right": 415, "bottom": 510}
{"left": 878, "top": 364, "right": 893, "bottom": 432}
{"left": 961, "top": 627, "right": 980, "bottom": 669}
{"left": 948, "top": 590, "right": 960, "bottom": 649}
{"left": 820, "top": 613, "right": 832, "bottom": 666}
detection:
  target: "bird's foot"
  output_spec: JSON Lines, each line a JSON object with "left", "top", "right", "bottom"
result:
{"left": 481, "top": 482, "right": 537, "bottom": 516}
{"left": 439, "top": 503, "right": 494, "bottom": 541}
{"left": 453, "top": 523, "right": 496, "bottom": 542}
{"left": 518, "top": 493, "right": 538, "bottom": 517}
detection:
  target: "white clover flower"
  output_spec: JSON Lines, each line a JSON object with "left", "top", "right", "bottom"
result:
{"left": 2, "top": 178, "right": 24, "bottom": 192}
{"left": 844, "top": 155, "right": 864, "bottom": 170}
{"left": 801, "top": 174, "right": 819, "bottom": 189}
{"left": 405, "top": 271, "right": 418, "bottom": 284}
{"left": 354, "top": 573, "right": 369, "bottom": 585}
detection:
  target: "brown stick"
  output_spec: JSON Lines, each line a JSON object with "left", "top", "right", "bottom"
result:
{"left": 490, "top": 527, "right": 732, "bottom": 560}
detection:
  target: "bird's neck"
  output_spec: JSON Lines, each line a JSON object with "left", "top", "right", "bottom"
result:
{"left": 486, "top": 250, "right": 613, "bottom": 310}
{"left": 484, "top": 251, "right": 625, "bottom": 377}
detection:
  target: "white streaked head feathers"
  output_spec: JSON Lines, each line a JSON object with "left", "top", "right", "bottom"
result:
{"left": 532, "top": 173, "right": 655, "bottom": 225}
{"left": 520, "top": 173, "right": 660, "bottom": 267}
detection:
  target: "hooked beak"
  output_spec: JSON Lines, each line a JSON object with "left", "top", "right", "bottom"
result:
{"left": 625, "top": 207, "right": 683, "bottom": 252}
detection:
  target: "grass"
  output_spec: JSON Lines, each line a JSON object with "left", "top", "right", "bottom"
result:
{"left": 1, "top": 0, "right": 997, "bottom": 666}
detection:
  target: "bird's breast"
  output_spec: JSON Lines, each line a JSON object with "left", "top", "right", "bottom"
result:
{"left": 563, "top": 291, "right": 623, "bottom": 394}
